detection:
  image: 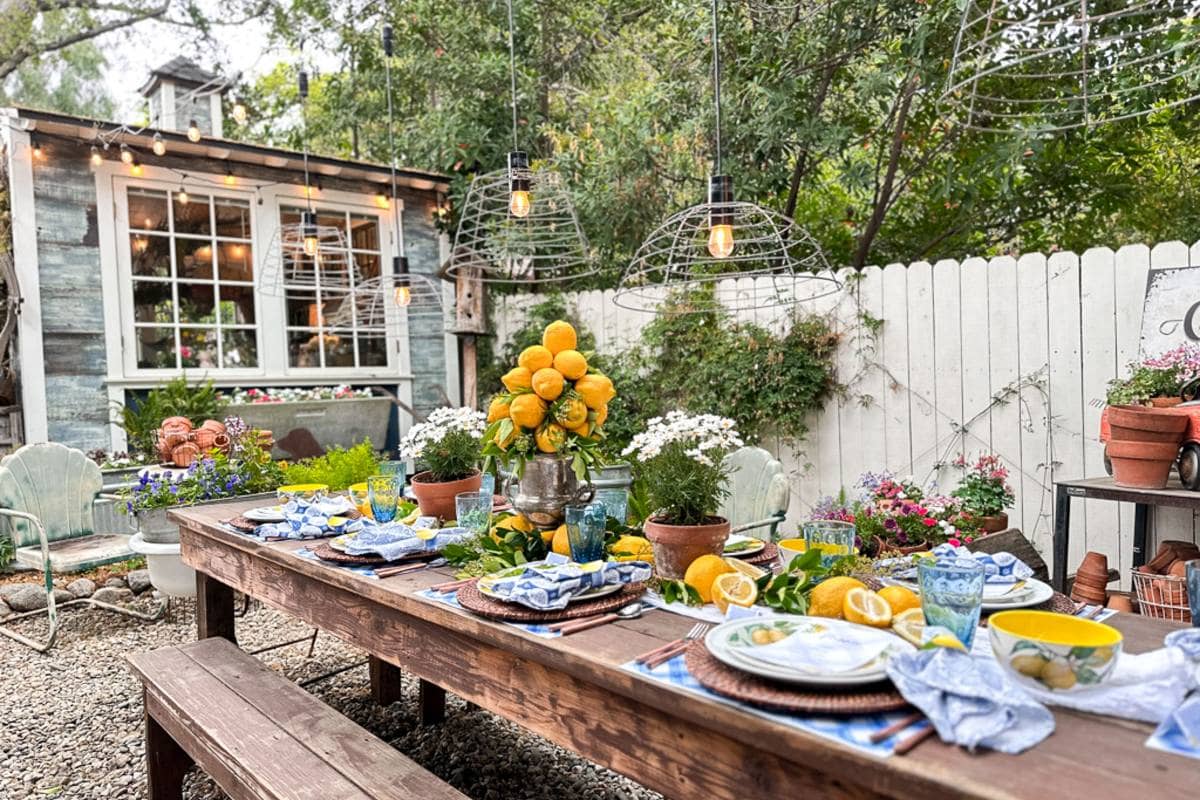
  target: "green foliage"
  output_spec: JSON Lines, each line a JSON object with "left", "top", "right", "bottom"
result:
{"left": 1106, "top": 365, "right": 1182, "bottom": 406}
{"left": 0, "top": 532, "right": 13, "bottom": 569}
{"left": 117, "top": 376, "right": 227, "bottom": 460}
{"left": 419, "top": 428, "right": 481, "bottom": 483}
{"left": 281, "top": 440, "right": 381, "bottom": 491}
{"left": 639, "top": 441, "right": 731, "bottom": 526}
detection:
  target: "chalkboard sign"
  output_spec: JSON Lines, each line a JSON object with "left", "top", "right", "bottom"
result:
{"left": 1140, "top": 266, "right": 1200, "bottom": 357}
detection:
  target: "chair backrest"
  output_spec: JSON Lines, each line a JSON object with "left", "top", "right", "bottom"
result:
{"left": 719, "top": 446, "right": 790, "bottom": 531}
{"left": 0, "top": 443, "right": 102, "bottom": 547}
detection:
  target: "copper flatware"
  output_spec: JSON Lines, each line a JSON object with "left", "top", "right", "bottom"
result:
{"left": 893, "top": 724, "right": 936, "bottom": 755}
{"left": 555, "top": 602, "right": 646, "bottom": 635}
{"left": 640, "top": 623, "right": 710, "bottom": 669}
{"left": 431, "top": 578, "right": 475, "bottom": 594}
{"left": 868, "top": 712, "right": 925, "bottom": 744}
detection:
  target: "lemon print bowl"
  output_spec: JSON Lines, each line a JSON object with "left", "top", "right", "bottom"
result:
{"left": 988, "top": 610, "right": 1122, "bottom": 693}
{"left": 277, "top": 483, "right": 329, "bottom": 501}
{"left": 777, "top": 538, "right": 807, "bottom": 568}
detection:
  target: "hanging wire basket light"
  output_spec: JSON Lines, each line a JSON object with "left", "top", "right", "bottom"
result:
{"left": 943, "top": 1, "right": 1200, "bottom": 133}
{"left": 326, "top": 267, "right": 446, "bottom": 336}
{"left": 255, "top": 215, "right": 359, "bottom": 297}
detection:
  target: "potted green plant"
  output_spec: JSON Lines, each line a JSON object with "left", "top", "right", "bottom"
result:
{"left": 401, "top": 407, "right": 488, "bottom": 519}
{"left": 623, "top": 411, "right": 743, "bottom": 579}
{"left": 952, "top": 454, "right": 1016, "bottom": 533}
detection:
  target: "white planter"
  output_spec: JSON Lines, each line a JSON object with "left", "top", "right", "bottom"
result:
{"left": 129, "top": 532, "right": 195, "bottom": 597}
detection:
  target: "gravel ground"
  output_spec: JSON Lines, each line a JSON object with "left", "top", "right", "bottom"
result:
{"left": 0, "top": 594, "right": 663, "bottom": 800}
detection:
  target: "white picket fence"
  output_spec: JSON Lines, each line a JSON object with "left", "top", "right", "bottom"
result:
{"left": 492, "top": 241, "right": 1200, "bottom": 584}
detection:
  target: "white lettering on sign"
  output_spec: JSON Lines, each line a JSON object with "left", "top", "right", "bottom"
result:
{"left": 1140, "top": 266, "right": 1200, "bottom": 357}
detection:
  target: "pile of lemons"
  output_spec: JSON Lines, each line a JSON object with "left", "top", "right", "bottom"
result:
{"left": 488, "top": 320, "right": 617, "bottom": 454}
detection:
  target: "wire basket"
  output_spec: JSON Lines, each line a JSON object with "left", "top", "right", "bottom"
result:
{"left": 1131, "top": 570, "right": 1192, "bottom": 623}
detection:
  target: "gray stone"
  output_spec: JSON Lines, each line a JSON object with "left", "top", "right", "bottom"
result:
{"left": 103, "top": 577, "right": 126, "bottom": 589}
{"left": 91, "top": 587, "right": 133, "bottom": 605}
{"left": 1, "top": 584, "right": 47, "bottom": 612}
{"left": 66, "top": 578, "right": 96, "bottom": 598}
{"left": 125, "top": 570, "right": 152, "bottom": 594}
{"left": 52, "top": 589, "right": 74, "bottom": 605}
{"left": 0, "top": 598, "right": 9, "bottom": 618}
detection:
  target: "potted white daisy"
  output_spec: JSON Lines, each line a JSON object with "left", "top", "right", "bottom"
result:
{"left": 401, "top": 407, "right": 488, "bottom": 519}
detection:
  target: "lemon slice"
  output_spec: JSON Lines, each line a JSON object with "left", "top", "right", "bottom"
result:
{"left": 920, "top": 625, "right": 968, "bottom": 651}
{"left": 891, "top": 607, "right": 926, "bottom": 646}
{"left": 842, "top": 587, "right": 893, "bottom": 628}
{"left": 414, "top": 528, "right": 437, "bottom": 541}
{"left": 723, "top": 556, "right": 766, "bottom": 580}
{"left": 712, "top": 573, "right": 758, "bottom": 614}
{"left": 401, "top": 509, "right": 421, "bottom": 526}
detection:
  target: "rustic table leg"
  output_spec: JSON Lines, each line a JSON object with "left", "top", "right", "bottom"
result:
{"left": 1052, "top": 484, "right": 1071, "bottom": 592}
{"left": 195, "top": 571, "right": 237, "bottom": 644}
{"left": 1132, "top": 503, "right": 1150, "bottom": 569}
{"left": 145, "top": 709, "right": 192, "bottom": 800}
{"left": 369, "top": 656, "right": 404, "bottom": 706}
{"left": 419, "top": 679, "right": 446, "bottom": 725}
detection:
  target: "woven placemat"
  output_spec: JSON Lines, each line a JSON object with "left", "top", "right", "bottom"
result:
{"left": 734, "top": 542, "right": 779, "bottom": 566}
{"left": 309, "top": 543, "right": 438, "bottom": 567}
{"left": 226, "top": 516, "right": 259, "bottom": 534}
{"left": 685, "top": 642, "right": 911, "bottom": 715}
{"left": 456, "top": 581, "right": 645, "bottom": 623}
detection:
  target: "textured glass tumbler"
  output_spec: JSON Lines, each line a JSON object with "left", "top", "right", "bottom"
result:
{"left": 455, "top": 491, "right": 493, "bottom": 537}
{"left": 379, "top": 460, "right": 407, "bottom": 484}
{"left": 918, "top": 559, "right": 986, "bottom": 648}
{"left": 367, "top": 475, "right": 401, "bottom": 523}
{"left": 594, "top": 489, "right": 629, "bottom": 524}
{"left": 802, "top": 520, "right": 857, "bottom": 566}
{"left": 565, "top": 503, "right": 607, "bottom": 563}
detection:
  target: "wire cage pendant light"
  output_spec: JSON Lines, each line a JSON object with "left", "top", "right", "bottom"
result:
{"left": 614, "top": 0, "right": 837, "bottom": 313}
{"left": 442, "top": 0, "right": 597, "bottom": 286}
{"left": 943, "top": 1, "right": 1200, "bottom": 133}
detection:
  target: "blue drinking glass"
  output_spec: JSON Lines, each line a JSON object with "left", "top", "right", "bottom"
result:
{"left": 479, "top": 471, "right": 496, "bottom": 498}
{"left": 565, "top": 503, "right": 606, "bottom": 563}
{"left": 1186, "top": 560, "right": 1200, "bottom": 627}
{"left": 367, "top": 475, "right": 401, "bottom": 523}
{"left": 379, "top": 460, "right": 407, "bottom": 485}
{"left": 594, "top": 488, "right": 629, "bottom": 524}
{"left": 918, "top": 559, "right": 986, "bottom": 649}
{"left": 802, "top": 520, "right": 857, "bottom": 567}
{"left": 455, "top": 491, "right": 492, "bottom": 537}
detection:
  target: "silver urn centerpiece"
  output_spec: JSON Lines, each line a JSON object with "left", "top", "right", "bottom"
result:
{"left": 504, "top": 454, "right": 594, "bottom": 530}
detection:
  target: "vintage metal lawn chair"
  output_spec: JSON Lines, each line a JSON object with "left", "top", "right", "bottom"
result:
{"left": 0, "top": 442, "right": 165, "bottom": 651}
{"left": 719, "top": 446, "right": 790, "bottom": 541}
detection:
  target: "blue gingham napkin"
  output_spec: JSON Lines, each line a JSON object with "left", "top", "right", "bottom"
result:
{"left": 340, "top": 521, "right": 471, "bottom": 561}
{"left": 416, "top": 587, "right": 560, "bottom": 638}
{"left": 482, "top": 559, "right": 652, "bottom": 610}
{"left": 256, "top": 496, "right": 360, "bottom": 539}
{"left": 884, "top": 544, "right": 1033, "bottom": 585}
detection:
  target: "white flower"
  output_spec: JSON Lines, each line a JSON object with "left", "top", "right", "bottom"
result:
{"left": 398, "top": 406, "right": 487, "bottom": 460}
{"left": 621, "top": 411, "right": 743, "bottom": 467}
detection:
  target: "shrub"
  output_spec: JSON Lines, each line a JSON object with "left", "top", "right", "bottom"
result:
{"left": 281, "top": 440, "right": 381, "bottom": 491}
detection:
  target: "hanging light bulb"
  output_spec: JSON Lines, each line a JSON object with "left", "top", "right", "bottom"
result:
{"left": 187, "top": 120, "right": 201, "bottom": 143}
{"left": 177, "top": 186, "right": 189, "bottom": 205}
{"left": 90, "top": 146, "right": 102, "bottom": 167}
{"left": 224, "top": 171, "right": 236, "bottom": 186}
{"left": 301, "top": 211, "right": 319, "bottom": 256}
{"left": 508, "top": 151, "right": 531, "bottom": 217}
{"left": 706, "top": 175, "right": 735, "bottom": 259}
{"left": 232, "top": 102, "right": 248, "bottom": 124}
{"left": 31, "top": 137, "right": 44, "bottom": 160}
{"left": 152, "top": 133, "right": 166, "bottom": 156}
{"left": 120, "top": 144, "right": 133, "bottom": 164}
{"left": 392, "top": 256, "right": 412, "bottom": 306}
{"left": 130, "top": 161, "right": 144, "bottom": 177}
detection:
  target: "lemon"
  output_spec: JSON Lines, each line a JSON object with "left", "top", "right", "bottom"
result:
{"left": 807, "top": 576, "right": 866, "bottom": 619}
{"left": 610, "top": 535, "right": 653, "bottom": 562}
{"left": 877, "top": 585, "right": 921, "bottom": 615}
{"left": 509, "top": 393, "right": 547, "bottom": 429}
{"left": 493, "top": 425, "right": 517, "bottom": 449}
{"left": 554, "top": 397, "right": 588, "bottom": 428}
{"left": 574, "top": 374, "right": 616, "bottom": 409}
{"left": 891, "top": 607, "right": 926, "bottom": 646}
{"left": 535, "top": 422, "right": 567, "bottom": 453}
{"left": 723, "top": 556, "right": 766, "bottom": 580}
{"left": 843, "top": 588, "right": 893, "bottom": 628}
{"left": 924, "top": 631, "right": 967, "bottom": 652}
{"left": 553, "top": 349, "right": 588, "bottom": 380}
{"left": 594, "top": 405, "right": 608, "bottom": 427}
{"left": 518, "top": 344, "right": 554, "bottom": 372}
{"left": 532, "top": 367, "right": 565, "bottom": 401}
{"left": 501, "top": 366, "right": 532, "bottom": 393}
{"left": 542, "top": 320, "right": 578, "bottom": 354}
{"left": 550, "top": 524, "right": 570, "bottom": 556}
{"left": 415, "top": 528, "right": 437, "bottom": 541}
{"left": 683, "top": 554, "right": 736, "bottom": 603}
{"left": 712, "top": 573, "right": 758, "bottom": 614}
{"left": 486, "top": 395, "right": 510, "bottom": 423}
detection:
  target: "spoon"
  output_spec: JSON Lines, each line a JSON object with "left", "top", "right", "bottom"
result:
{"left": 552, "top": 601, "right": 647, "bottom": 635}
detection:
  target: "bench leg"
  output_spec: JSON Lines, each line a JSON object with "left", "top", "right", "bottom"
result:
{"left": 196, "top": 572, "right": 237, "bottom": 644}
{"left": 419, "top": 679, "right": 446, "bottom": 725}
{"left": 145, "top": 711, "right": 192, "bottom": 800}
{"left": 369, "top": 656, "right": 404, "bottom": 706}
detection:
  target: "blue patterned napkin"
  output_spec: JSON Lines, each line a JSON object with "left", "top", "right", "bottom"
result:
{"left": 883, "top": 543, "right": 1033, "bottom": 586}
{"left": 340, "top": 521, "right": 471, "bottom": 561}
{"left": 886, "top": 647, "right": 1055, "bottom": 754}
{"left": 482, "top": 559, "right": 652, "bottom": 610}
{"left": 256, "top": 496, "right": 360, "bottom": 539}
{"left": 1148, "top": 693, "right": 1200, "bottom": 760}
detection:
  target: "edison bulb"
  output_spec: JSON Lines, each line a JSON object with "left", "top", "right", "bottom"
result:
{"left": 177, "top": 189, "right": 189, "bottom": 205}
{"left": 187, "top": 120, "right": 201, "bottom": 143}
{"left": 90, "top": 147, "right": 102, "bottom": 167}
{"left": 509, "top": 189, "right": 531, "bottom": 218}
{"left": 707, "top": 223, "right": 734, "bottom": 259}
{"left": 303, "top": 235, "right": 319, "bottom": 257}
{"left": 120, "top": 145, "right": 133, "bottom": 165}
{"left": 232, "top": 103, "right": 248, "bottom": 124}
{"left": 393, "top": 285, "right": 412, "bottom": 306}
{"left": 152, "top": 133, "right": 166, "bottom": 156}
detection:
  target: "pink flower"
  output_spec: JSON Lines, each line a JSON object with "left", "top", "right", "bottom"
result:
{"left": 922, "top": 517, "right": 936, "bottom": 527}
{"left": 948, "top": 537, "right": 961, "bottom": 547}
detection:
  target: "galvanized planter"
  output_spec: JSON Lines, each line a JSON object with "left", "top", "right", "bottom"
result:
{"left": 131, "top": 491, "right": 277, "bottom": 544}
{"left": 225, "top": 397, "right": 394, "bottom": 458}
{"left": 504, "top": 455, "right": 594, "bottom": 530}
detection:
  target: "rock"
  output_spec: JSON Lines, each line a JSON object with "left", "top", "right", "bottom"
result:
{"left": 66, "top": 578, "right": 96, "bottom": 598}
{"left": 0, "top": 584, "right": 47, "bottom": 612}
{"left": 91, "top": 587, "right": 133, "bottom": 605}
{"left": 125, "top": 570, "right": 152, "bottom": 594}
{"left": 52, "top": 589, "right": 74, "bottom": 605}
{"left": 0, "top": 598, "right": 9, "bottom": 618}
{"left": 103, "top": 577, "right": 126, "bottom": 589}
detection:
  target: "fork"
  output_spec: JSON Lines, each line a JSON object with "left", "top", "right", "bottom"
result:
{"left": 640, "top": 623, "right": 711, "bottom": 669}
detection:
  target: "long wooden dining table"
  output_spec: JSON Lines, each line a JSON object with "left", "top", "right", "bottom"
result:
{"left": 171, "top": 500, "right": 1197, "bottom": 800}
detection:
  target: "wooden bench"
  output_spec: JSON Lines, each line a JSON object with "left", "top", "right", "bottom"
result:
{"left": 127, "top": 637, "right": 466, "bottom": 800}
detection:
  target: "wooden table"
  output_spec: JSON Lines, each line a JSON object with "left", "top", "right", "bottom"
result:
{"left": 1052, "top": 476, "right": 1200, "bottom": 590}
{"left": 173, "top": 500, "right": 1197, "bottom": 800}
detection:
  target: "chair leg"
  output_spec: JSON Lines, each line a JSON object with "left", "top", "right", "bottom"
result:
{"left": 0, "top": 596, "right": 166, "bottom": 653}
{"left": 145, "top": 710, "right": 192, "bottom": 800}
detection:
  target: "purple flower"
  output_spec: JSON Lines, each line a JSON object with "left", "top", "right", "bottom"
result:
{"left": 883, "top": 518, "right": 898, "bottom": 531}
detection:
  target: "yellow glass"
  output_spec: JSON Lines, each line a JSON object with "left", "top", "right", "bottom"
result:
{"left": 348, "top": 482, "right": 372, "bottom": 519}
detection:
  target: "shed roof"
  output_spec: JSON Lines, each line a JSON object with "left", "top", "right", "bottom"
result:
{"left": 138, "top": 57, "right": 225, "bottom": 96}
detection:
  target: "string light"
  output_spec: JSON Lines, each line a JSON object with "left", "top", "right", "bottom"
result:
{"left": 224, "top": 171, "right": 236, "bottom": 186}
{"left": 31, "top": 137, "right": 44, "bottom": 160}
{"left": 130, "top": 161, "right": 144, "bottom": 177}
{"left": 375, "top": 194, "right": 390, "bottom": 209}
{"left": 177, "top": 186, "right": 189, "bottom": 205}
{"left": 120, "top": 144, "right": 133, "bottom": 164}
{"left": 187, "top": 120, "right": 201, "bottom": 143}
{"left": 231, "top": 102, "right": 248, "bottom": 124}
{"left": 90, "top": 146, "right": 102, "bottom": 167}
{"left": 152, "top": 133, "right": 166, "bottom": 156}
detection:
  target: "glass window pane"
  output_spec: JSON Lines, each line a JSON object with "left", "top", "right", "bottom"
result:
{"left": 320, "top": 291, "right": 350, "bottom": 325}
{"left": 135, "top": 327, "right": 176, "bottom": 369}
{"left": 280, "top": 206, "right": 303, "bottom": 227}
{"left": 317, "top": 209, "right": 345, "bottom": 235}
{"left": 218, "top": 284, "right": 256, "bottom": 325}
{"left": 286, "top": 291, "right": 318, "bottom": 328}
{"left": 173, "top": 193, "right": 212, "bottom": 235}
{"left": 130, "top": 234, "right": 171, "bottom": 277}
{"left": 349, "top": 214, "right": 379, "bottom": 251}
{"left": 178, "top": 328, "right": 218, "bottom": 368}
{"left": 221, "top": 329, "right": 258, "bottom": 368}
{"left": 358, "top": 334, "right": 387, "bottom": 367}
{"left": 133, "top": 281, "right": 174, "bottom": 323}
{"left": 214, "top": 198, "right": 251, "bottom": 239}
{"left": 325, "top": 329, "right": 356, "bottom": 367}
{"left": 217, "top": 241, "right": 253, "bottom": 282}
{"left": 176, "top": 238, "right": 214, "bottom": 280}
{"left": 288, "top": 328, "right": 324, "bottom": 367}
{"left": 128, "top": 189, "right": 168, "bottom": 232}
{"left": 354, "top": 252, "right": 381, "bottom": 282}
{"left": 177, "top": 283, "right": 216, "bottom": 324}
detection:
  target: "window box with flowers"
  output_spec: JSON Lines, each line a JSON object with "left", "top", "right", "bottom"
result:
{"left": 219, "top": 385, "right": 392, "bottom": 459}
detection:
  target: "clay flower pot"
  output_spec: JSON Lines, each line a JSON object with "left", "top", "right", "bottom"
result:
{"left": 410, "top": 470, "right": 482, "bottom": 520}
{"left": 199, "top": 419, "right": 227, "bottom": 434}
{"left": 1107, "top": 405, "right": 1187, "bottom": 444}
{"left": 872, "top": 535, "right": 930, "bottom": 557}
{"left": 643, "top": 516, "right": 731, "bottom": 579}
{"left": 171, "top": 442, "right": 201, "bottom": 468}
{"left": 1149, "top": 396, "right": 1183, "bottom": 408}
{"left": 1107, "top": 439, "right": 1179, "bottom": 489}
{"left": 977, "top": 512, "right": 1009, "bottom": 533}
{"left": 191, "top": 428, "right": 217, "bottom": 450}
{"left": 1071, "top": 551, "right": 1110, "bottom": 604}
{"left": 161, "top": 416, "right": 193, "bottom": 434}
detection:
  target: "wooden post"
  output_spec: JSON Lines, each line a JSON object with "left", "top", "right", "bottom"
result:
{"left": 418, "top": 679, "right": 446, "bottom": 725}
{"left": 144, "top": 706, "right": 192, "bottom": 800}
{"left": 461, "top": 336, "right": 478, "bottom": 410}
{"left": 369, "top": 656, "right": 404, "bottom": 706}
{"left": 453, "top": 266, "right": 487, "bottom": 409}
{"left": 195, "top": 572, "right": 237, "bottom": 644}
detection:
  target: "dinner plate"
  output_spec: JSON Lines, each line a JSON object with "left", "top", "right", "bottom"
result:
{"left": 476, "top": 562, "right": 623, "bottom": 604}
{"left": 329, "top": 526, "right": 437, "bottom": 554}
{"left": 704, "top": 616, "right": 914, "bottom": 686}
{"left": 243, "top": 506, "right": 286, "bottom": 523}
{"left": 723, "top": 534, "right": 765, "bottom": 558}
{"left": 881, "top": 576, "right": 1054, "bottom": 610}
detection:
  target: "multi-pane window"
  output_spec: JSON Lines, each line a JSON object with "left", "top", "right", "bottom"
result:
{"left": 128, "top": 188, "right": 257, "bottom": 369}
{"left": 281, "top": 205, "right": 388, "bottom": 368}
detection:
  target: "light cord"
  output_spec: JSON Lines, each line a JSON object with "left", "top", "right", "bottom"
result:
{"left": 507, "top": 0, "right": 519, "bottom": 150}
{"left": 711, "top": 0, "right": 722, "bottom": 175}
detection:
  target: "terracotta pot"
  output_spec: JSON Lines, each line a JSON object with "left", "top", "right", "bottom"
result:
{"left": 1107, "top": 439, "right": 1179, "bottom": 489}
{"left": 872, "top": 535, "right": 930, "bottom": 557}
{"left": 161, "top": 416, "right": 193, "bottom": 433}
{"left": 1150, "top": 396, "right": 1183, "bottom": 408}
{"left": 1107, "top": 405, "right": 1187, "bottom": 444}
{"left": 171, "top": 442, "right": 200, "bottom": 468}
{"left": 199, "top": 419, "right": 227, "bottom": 434}
{"left": 643, "top": 516, "right": 731, "bottom": 579}
{"left": 212, "top": 433, "right": 232, "bottom": 452}
{"left": 410, "top": 470, "right": 482, "bottom": 520}
{"left": 977, "top": 512, "right": 1008, "bottom": 533}
{"left": 191, "top": 429, "right": 217, "bottom": 450}
{"left": 1106, "top": 594, "right": 1134, "bottom": 614}
{"left": 1071, "top": 551, "right": 1109, "bottom": 604}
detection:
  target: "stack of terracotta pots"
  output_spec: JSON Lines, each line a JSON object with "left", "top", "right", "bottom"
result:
{"left": 1105, "top": 405, "right": 1187, "bottom": 489}
{"left": 1070, "top": 551, "right": 1109, "bottom": 605}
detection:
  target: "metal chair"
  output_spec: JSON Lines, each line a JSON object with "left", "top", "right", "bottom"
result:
{"left": 0, "top": 443, "right": 164, "bottom": 651}
{"left": 719, "top": 446, "right": 790, "bottom": 541}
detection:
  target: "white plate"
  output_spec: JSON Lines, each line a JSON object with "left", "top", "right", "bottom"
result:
{"left": 882, "top": 576, "right": 1054, "bottom": 610}
{"left": 476, "top": 562, "right": 622, "bottom": 604}
{"left": 243, "top": 506, "right": 286, "bottom": 523}
{"left": 723, "top": 534, "right": 765, "bottom": 558}
{"left": 704, "top": 616, "right": 914, "bottom": 686}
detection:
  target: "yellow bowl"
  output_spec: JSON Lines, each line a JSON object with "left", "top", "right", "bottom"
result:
{"left": 277, "top": 483, "right": 329, "bottom": 501}
{"left": 988, "top": 610, "right": 1123, "bottom": 693}
{"left": 347, "top": 482, "right": 371, "bottom": 518}
{"left": 777, "top": 537, "right": 807, "bottom": 569}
